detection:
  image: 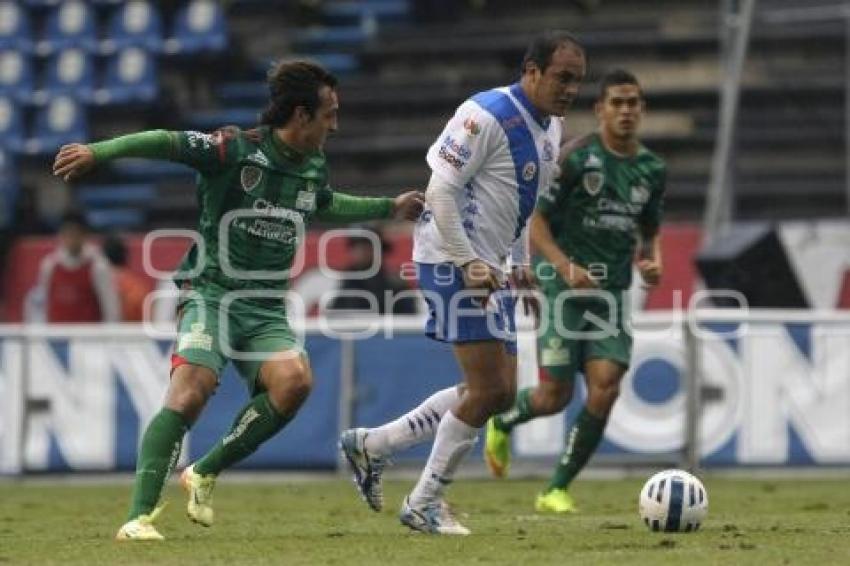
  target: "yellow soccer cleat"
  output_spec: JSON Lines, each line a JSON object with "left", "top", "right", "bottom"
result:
{"left": 115, "top": 506, "right": 165, "bottom": 541}
{"left": 535, "top": 488, "right": 578, "bottom": 514}
{"left": 181, "top": 464, "right": 217, "bottom": 527}
{"left": 484, "top": 417, "right": 511, "bottom": 478}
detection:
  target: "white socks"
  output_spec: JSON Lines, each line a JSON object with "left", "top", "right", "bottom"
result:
{"left": 364, "top": 386, "right": 462, "bottom": 457}
{"left": 408, "top": 410, "right": 478, "bottom": 506}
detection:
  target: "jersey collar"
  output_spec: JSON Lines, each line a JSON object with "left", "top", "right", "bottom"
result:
{"left": 509, "top": 83, "right": 550, "bottom": 130}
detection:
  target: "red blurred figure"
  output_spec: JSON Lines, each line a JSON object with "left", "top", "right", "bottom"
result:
{"left": 27, "top": 211, "right": 120, "bottom": 323}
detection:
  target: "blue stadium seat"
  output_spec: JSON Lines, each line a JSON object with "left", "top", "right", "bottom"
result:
{"left": 85, "top": 207, "right": 146, "bottom": 230}
{"left": 25, "top": 95, "right": 87, "bottom": 154}
{"left": 95, "top": 47, "right": 157, "bottom": 105}
{"left": 164, "top": 0, "right": 227, "bottom": 55}
{"left": 0, "top": 149, "right": 18, "bottom": 228}
{"left": 0, "top": 95, "right": 25, "bottom": 153}
{"left": 0, "top": 1, "right": 34, "bottom": 53}
{"left": 0, "top": 51, "right": 34, "bottom": 103}
{"left": 37, "top": 0, "right": 99, "bottom": 55}
{"left": 77, "top": 183, "right": 156, "bottom": 207}
{"left": 41, "top": 48, "right": 96, "bottom": 103}
{"left": 102, "top": 0, "right": 164, "bottom": 54}
{"left": 22, "top": 0, "right": 61, "bottom": 7}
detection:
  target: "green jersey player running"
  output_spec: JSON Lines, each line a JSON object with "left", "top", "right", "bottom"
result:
{"left": 484, "top": 69, "right": 666, "bottom": 513}
{"left": 52, "top": 61, "right": 424, "bottom": 541}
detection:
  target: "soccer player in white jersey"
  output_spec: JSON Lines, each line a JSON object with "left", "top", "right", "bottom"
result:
{"left": 340, "top": 31, "right": 587, "bottom": 535}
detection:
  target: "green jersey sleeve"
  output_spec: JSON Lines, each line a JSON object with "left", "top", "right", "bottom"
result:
{"left": 88, "top": 127, "right": 243, "bottom": 175}
{"left": 639, "top": 163, "right": 666, "bottom": 233}
{"left": 170, "top": 127, "right": 244, "bottom": 174}
{"left": 315, "top": 191, "right": 394, "bottom": 222}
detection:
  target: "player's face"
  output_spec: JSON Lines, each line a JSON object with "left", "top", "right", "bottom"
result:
{"left": 59, "top": 224, "right": 86, "bottom": 256}
{"left": 301, "top": 86, "right": 339, "bottom": 151}
{"left": 529, "top": 45, "right": 586, "bottom": 117}
{"left": 596, "top": 84, "right": 644, "bottom": 140}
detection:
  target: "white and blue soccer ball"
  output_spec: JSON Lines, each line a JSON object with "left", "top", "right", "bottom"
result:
{"left": 639, "top": 469, "right": 708, "bottom": 533}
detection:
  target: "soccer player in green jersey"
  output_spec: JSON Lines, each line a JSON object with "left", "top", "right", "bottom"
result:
{"left": 52, "top": 61, "right": 424, "bottom": 541}
{"left": 484, "top": 69, "right": 666, "bottom": 513}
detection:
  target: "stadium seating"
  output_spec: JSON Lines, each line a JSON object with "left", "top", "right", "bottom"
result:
{"left": 101, "top": 0, "right": 164, "bottom": 54}
{"left": 77, "top": 182, "right": 155, "bottom": 230}
{"left": 163, "top": 0, "right": 227, "bottom": 55}
{"left": 0, "top": 50, "right": 34, "bottom": 103}
{"left": 36, "top": 0, "right": 98, "bottom": 55}
{"left": 40, "top": 47, "right": 96, "bottom": 103}
{"left": 0, "top": 95, "right": 25, "bottom": 153}
{"left": 95, "top": 47, "right": 157, "bottom": 105}
{"left": 25, "top": 95, "right": 87, "bottom": 155}
{"left": 0, "top": 1, "right": 34, "bottom": 52}
{"left": 0, "top": 149, "right": 18, "bottom": 228}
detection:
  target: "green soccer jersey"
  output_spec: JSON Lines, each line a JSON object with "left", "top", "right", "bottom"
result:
{"left": 169, "top": 126, "right": 334, "bottom": 290}
{"left": 535, "top": 132, "right": 666, "bottom": 290}
{"left": 89, "top": 126, "right": 393, "bottom": 291}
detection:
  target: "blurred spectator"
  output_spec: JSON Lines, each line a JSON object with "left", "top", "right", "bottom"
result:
{"left": 103, "top": 232, "right": 154, "bottom": 322}
{"left": 26, "top": 211, "right": 120, "bottom": 323}
{"left": 328, "top": 225, "right": 419, "bottom": 315}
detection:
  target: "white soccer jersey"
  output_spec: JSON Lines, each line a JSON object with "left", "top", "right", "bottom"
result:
{"left": 413, "top": 84, "right": 562, "bottom": 270}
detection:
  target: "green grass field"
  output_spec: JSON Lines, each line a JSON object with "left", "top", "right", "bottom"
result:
{"left": 1, "top": 476, "right": 849, "bottom": 565}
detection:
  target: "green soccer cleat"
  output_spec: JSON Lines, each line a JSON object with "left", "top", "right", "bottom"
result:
{"left": 535, "top": 488, "right": 577, "bottom": 514}
{"left": 115, "top": 506, "right": 165, "bottom": 541}
{"left": 484, "top": 417, "right": 511, "bottom": 478}
{"left": 181, "top": 464, "right": 217, "bottom": 527}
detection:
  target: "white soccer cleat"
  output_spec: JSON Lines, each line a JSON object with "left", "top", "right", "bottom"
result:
{"left": 181, "top": 464, "right": 216, "bottom": 527}
{"left": 339, "top": 428, "right": 386, "bottom": 512}
{"left": 115, "top": 507, "right": 165, "bottom": 541}
{"left": 399, "top": 496, "right": 471, "bottom": 536}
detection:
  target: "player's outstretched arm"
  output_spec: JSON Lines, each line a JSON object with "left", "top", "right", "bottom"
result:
{"left": 52, "top": 130, "right": 175, "bottom": 182}
{"left": 315, "top": 191, "right": 424, "bottom": 222}
{"left": 52, "top": 143, "right": 96, "bottom": 182}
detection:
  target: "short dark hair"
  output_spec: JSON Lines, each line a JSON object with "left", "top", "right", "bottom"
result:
{"left": 102, "top": 233, "right": 127, "bottom": 266}
{"left": 598, "top": 68, "right": 642, "bottom": 101}
{"left": 60, "top": 210, "right": 88, "bottom": 231}
{"left": 521, "top": 30, "right": 584, "bottom": 74}
{"left": 260, "top": 60, "right": 338, "bottom": 127}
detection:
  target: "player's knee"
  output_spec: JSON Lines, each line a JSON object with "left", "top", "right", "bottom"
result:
{"left": 541, "top": 388, "right": 572, "bottom": 414}
{"left": 167, "top": 387, "right": 209, "bottom": 417}
{"left": 265, "top": 364, "right": 313, "bottom": 409}
{"left": 588, "top": 381, "right": 620, "bottom": 413}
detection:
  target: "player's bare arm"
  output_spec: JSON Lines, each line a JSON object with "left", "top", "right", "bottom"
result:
{"left": 637, "top": 226, "right": 663, "bottom": 287}
{"left": 529, "top": 210, "right": 598, "bottom": 289}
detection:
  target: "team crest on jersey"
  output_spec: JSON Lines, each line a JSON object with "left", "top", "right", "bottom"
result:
{"left": 582, "top": 171, "right": 604, "bottom": 195}
{"left": 631, "top": 184, "right": 650, "bottom": 204}
{"left": 582, "top": 153, "right": 604, "bottom": 195}
{"left": 522, "top": 161, "right": 537, "bottom": 182}
{"left": 240, "top": 165, "right": 263, "bottom": 193}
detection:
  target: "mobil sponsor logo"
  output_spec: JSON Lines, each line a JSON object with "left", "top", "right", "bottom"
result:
{"left": 441, "top": 135, "right": 472, "bottom": 160}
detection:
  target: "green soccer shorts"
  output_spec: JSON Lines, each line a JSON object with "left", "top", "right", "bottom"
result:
{"left": 171, "top": 281, "right": 304, "bottom": 394}
{"left": 536, "top": 284, "right": 632, "bottom": 383}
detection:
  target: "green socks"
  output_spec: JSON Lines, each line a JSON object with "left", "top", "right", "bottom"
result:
{"left": 194, "top": 393, "right": 291, "bottom": 476}
{"left": 548, "top": 407, "right": 607, "bottom": 491}
{"left": 493, "top": 388, "right": 535, "bottom": 433}
{"left": 127, "top": 408, "right": 189, "bottom": 520}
